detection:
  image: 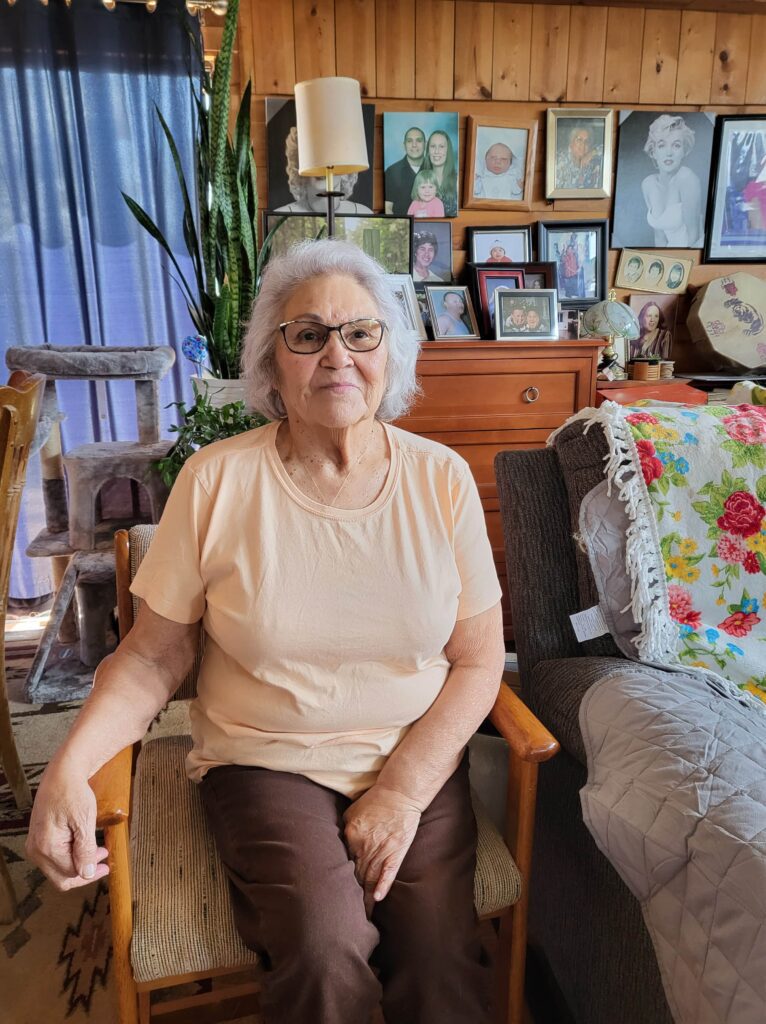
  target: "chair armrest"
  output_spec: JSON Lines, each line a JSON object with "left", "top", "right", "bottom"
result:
{"left": 90, "top": 745, "right": 134, "bottom": 828}
{"left": 489, "top": 683, "right": 559, "bottom": 763}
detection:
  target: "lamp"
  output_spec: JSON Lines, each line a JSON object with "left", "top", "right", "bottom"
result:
{"left": 294, "top": 77, "right": 369, "bottom": 238}
{"left": 580, "top": 289, "right": 640, "bottom": 377}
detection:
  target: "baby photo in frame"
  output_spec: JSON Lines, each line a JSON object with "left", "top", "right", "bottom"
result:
{"left": 464, "top": 115, "right": 537, "bottom": 211}
{"left": 467, "top": 226, "right": 532, "bottom": 265}
{"left": 423, "top": 285, "right": 481, "bottom": 340}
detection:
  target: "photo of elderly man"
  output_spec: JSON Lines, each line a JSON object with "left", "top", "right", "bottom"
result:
{"left": 384, "top": 125, "right": 426, "bottom": 215}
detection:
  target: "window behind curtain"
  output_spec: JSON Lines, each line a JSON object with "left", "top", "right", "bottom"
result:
{"left": 0, "top": 0, "right": 201, "bottom": 598}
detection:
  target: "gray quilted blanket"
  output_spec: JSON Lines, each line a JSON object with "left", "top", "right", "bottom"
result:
{"left": 579, "top": 665, "right": 766, "bottom": 1024}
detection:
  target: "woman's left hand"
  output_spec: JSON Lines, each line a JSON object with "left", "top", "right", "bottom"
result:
{"left": 343, "top": 785, "right": 422, "bottom": 908}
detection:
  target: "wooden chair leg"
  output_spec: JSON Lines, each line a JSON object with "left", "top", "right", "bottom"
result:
{"left": 0, "top": 647, "right": 31, "bottom": 808}
{"left": 105, "top": 820, "right": 139, "bottom": 1024}
{"left": 138, "top": 990, "right": 151, "bottom": 1024}
{"left": 0, "top": 847, "right": 17, "bottom": 924}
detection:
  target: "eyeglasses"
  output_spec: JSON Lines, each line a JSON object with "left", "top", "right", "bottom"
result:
{"left": 278, "top": 318, "right": 386, "bottom": 354}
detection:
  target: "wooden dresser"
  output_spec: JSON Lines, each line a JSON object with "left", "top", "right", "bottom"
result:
{"left": 396, "top": 340, "right": 602, "bottom": 639}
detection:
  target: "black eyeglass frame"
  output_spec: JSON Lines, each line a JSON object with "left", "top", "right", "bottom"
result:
{"left": 278, "top": 318, "right": 387, "bottom": 354}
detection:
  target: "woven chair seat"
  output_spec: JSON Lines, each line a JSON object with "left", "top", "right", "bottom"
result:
{"left": 130, "top": 735, "right": 521, "bottom": 984}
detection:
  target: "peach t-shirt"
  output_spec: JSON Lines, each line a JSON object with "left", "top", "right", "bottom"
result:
{"left": 130, "top": 420, "right": 501, "bottom": 798}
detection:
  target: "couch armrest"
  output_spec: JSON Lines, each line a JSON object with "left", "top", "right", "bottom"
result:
{"left": 91, "top": 745, "right": 133, "bottom": 828}
{"left": 489, "top": 683, "right": 559, "bottom": 763}
{"left": 526, "top": 657, "right": 640, "bottom": 765}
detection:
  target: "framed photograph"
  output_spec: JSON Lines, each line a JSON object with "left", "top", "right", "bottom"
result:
{"left": 705, "top": 115, "right": 766, "bottom": 262}
{"left": 537, "top": 220, "right": 607, "bottom": 308}
{"left": 412, "top": 221, "right": 453, "bottom": 284}
{"left": 614, "top": 249, "right": 692, "bottom": 295}
{"left": 496, "top": 289, "right": 559, "bottom": 341}
{"left": 520, "top": 261, "right": 557, "bottom": 290}
{"left": 266, "top": 97, "right": 376, "bottom": 213}
{"left": 612, "top": 111, "right": 715, "bottom": 248}
{"left": 387, "top": 274, "right": 427, "bottom": 342}
{"left": 263, "top": 213, "right": 413, "bottom": 275}
{"left": 423, "top": 285, "right": 481, "bottom": 340}
{"left": 383, "top": 112, "right": 460, "bottom": 218}
{"left": 469, "top": 266, "right": 525, "bottom": 336}
{"left": 558, "top": 308, "right": 581, "bottom": 340}
{"left": 546, "top": 108, "right": 613, "bottom": 199}
{"left": 628, "top": 293, "right": 678, "bottom": 360}
{"left": 463, "top": 115, "right": 537, "bottom": 211}
{"left": 466, "top": 225, "right": 532, "bottom": 265}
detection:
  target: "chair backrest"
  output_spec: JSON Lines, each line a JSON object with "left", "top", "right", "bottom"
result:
{"left": 494, "top": 448, "right": 583, "bottom": 682}
{"left": 115, "top": 524, "right": 203, "bottom": 700}
{"left": 0, "top": 372, "right": 45, "bottom": 619}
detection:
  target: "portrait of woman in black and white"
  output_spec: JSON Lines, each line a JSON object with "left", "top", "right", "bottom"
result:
{"left": 612, "top": 111, "right": 715, "bottom": 249}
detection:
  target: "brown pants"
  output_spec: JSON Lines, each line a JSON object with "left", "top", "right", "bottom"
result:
{"left": 200, "top": 754, "right": 491, "bottom": 1024}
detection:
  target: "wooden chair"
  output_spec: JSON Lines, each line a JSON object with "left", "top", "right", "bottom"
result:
{"left": 0, "top": 370, "right": 45, "bottom": 922}
{"left": 90, "top": 525, "right": 559, "bottom": 1024}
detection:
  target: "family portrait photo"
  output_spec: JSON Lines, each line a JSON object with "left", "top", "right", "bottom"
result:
{"left": 615, "top": 249, "right": 692, "bottom": 294}
{"left": 628, "top": 293, "right": 678, "bottom": 360}
{"left": 411, "top": 223, "right": 452, "bottom": 284}
{"left": 546, "top": 108, "right": 612, "bottom": 199}
{"left": 263, "top": 213, "right": 412, "bottom": 275}
{"left": 705, "top": 115, "right": 766, "bottom": 262}
{"left": 612, "top": 110, "right": 715, "bottom": 248}
{"left": 424, "top": 285, "right": 481, "bottom": 339}
{"left": 538, "top": 220, "right": 607, "bottom": 307}
{"left": 383, "top": 112, "right": 460, "bottom": 218}
{"left": 463, "top": 115, "right": 537, "bottom": 210}
{"left": 496, "top": 289, "right": 558, "bottom": 341}
{"left": 266, "top": 97, "right": 376, "bottom": 213}
{"left": 467, "top": 226, "right": 532, "bottom": 264}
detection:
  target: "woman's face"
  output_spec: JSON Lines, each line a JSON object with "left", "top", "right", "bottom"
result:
{"left": 653, "top": 131, "right": 685, "bottom": 173}
{"left": 275, "top": 274, "right": 388, "bottom": 430}
{"left": 570, "top": 130, "right": 592, "bottom": 160}
{"left": 415, "top": 242, "right": 435, "bottom": 269}
{"left": 643, "top": 305, "right": 660, "bottom": 331}
{"left": 428, "top": 134, "right": 448, "bottom": 167}
{"left": 303, "top": 177, "right": 343, "bottom": 213}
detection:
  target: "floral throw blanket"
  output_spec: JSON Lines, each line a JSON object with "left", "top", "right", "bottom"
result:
{"left": 572, "top": 401, "right": 766, "bottom": 707}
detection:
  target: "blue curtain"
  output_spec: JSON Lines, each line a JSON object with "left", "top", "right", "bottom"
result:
{"left": 0, "top": 0, "right": 200, "bottom": 598}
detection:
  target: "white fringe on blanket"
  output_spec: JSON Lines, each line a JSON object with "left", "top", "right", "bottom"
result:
{"left": 549, "top": 401, "right": 766, "bottom": 716}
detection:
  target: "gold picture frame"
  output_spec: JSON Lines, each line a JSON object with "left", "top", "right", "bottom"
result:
{"left": 463, "top": 115, "right": 538, "bottom": 212}
{"left": 546, "top": 108, "right": 614, "bottom": 200}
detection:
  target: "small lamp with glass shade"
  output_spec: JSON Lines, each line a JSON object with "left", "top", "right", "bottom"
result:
{"left": 293, "top": 77, "right": 369, "bottom": 238}
{"left": 580, "top": 290, "right": 640, "bottom": 378}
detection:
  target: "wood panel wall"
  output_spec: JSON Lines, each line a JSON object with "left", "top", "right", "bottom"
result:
{"left": 203, "top": 1, "right": 766, "bottom": 370}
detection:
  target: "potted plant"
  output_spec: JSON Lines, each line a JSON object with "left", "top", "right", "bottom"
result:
{"left": 122, "top": 0, "right": 286, "bottom": 477}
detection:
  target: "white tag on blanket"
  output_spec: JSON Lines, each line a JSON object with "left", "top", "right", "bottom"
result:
{"left": 570, "top": 605, "right": 609, "bottom": 642}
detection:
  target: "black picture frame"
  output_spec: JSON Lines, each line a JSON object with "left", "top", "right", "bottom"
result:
{"left": 262, "top": 212, "right": 414, "bottom": 275}
{"left": 465, "top": 225, "right": 533, "bottom": 265}
{"left": 704, "top": 114, "right": 766, "bottom": 263}
{"left": 537, "top": 219, "right": 608, "bottom": 309}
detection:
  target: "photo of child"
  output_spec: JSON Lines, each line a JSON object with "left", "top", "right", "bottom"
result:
{"left": 407, "top": 170, "right": 445, "bottom": 218}
{"left": 464, "top": 118, "right": 536, "bottom": 211}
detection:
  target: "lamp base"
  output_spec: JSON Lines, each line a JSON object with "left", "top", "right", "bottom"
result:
{"left": 314, "top": 190, "right": 345, "bottom": 238}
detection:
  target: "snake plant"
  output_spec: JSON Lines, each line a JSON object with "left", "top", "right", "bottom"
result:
{"left": 122, "top": 0, "right": 281, "bottom": 379}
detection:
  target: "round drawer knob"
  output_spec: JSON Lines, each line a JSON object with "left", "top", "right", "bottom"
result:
{"left": 523, "top": 386, "right": 540, "bottom": 403}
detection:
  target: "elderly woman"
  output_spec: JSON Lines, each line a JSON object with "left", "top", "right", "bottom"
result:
{"left": 641, "top": 114, "right": 702, "bottom": 247}
{"left": 26, "top": 240, "right": 504, "bottom": 1024}
{"left": 276, "top": 126, "right": 372, "bottom": 214}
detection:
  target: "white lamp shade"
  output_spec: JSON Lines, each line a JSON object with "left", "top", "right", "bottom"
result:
{"left": 294, "top": 77, "right": 369, "bottom": 177}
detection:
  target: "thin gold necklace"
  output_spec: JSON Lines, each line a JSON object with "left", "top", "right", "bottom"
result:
{"left": 300, "top": 424, "right": 376, "bottom": 508}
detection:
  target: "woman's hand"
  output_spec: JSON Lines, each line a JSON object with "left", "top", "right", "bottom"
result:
{"left": 343, "top": 785, "right": 422, "bottom": 908}
{"left": 25, "top": 761, "right": 109, "bottom": 892}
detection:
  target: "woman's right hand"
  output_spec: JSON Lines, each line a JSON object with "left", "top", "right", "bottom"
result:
{"left": 25, "top": 760, "right": 109, "bottom": 891}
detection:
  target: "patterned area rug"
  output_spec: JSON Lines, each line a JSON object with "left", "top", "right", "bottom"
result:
{"left": 1, "top": 646, "right": 262, "bottom": 1023}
